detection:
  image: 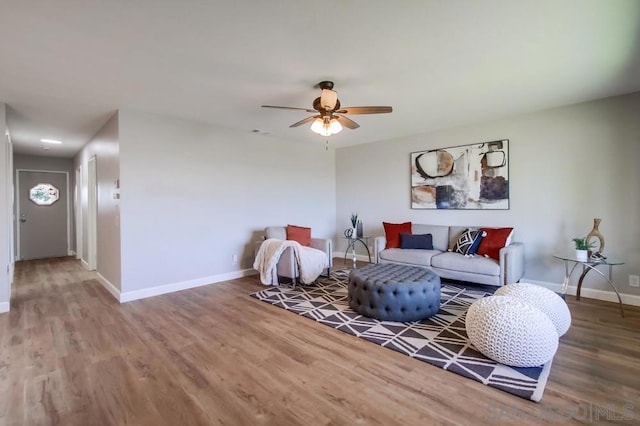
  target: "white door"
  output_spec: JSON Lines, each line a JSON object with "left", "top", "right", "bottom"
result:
{"left": 17, "top": 170, "right": 68, "bottom": 260}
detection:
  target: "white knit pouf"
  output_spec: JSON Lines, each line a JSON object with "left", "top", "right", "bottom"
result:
{"left": 466, "top": 296, "right": 559, "bottom": 368}
{"left": 494, "top": 283, "right": 571, "bottom": 337}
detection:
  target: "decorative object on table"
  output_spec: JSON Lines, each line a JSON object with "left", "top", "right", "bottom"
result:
{"left": 572, "top": 237, "right": 594, "bottom": 261}
{"left": 347, "top": 212, "right": 358, "bottom": 239}
{"left": 411, "top": 139, "right": 509, "bottom": 210}
{"left": 356, "top": 220, "right": 363, "bottom": 238}
{"left": 252, "top": 270, "right": 554, "bottom": 402}
{"left": 585, "top": 217, "right": 605, "bottom": 254}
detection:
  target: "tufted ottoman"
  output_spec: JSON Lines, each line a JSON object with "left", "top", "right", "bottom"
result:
{"left": 348, "top": 263, "right": 441, "bottom": 322}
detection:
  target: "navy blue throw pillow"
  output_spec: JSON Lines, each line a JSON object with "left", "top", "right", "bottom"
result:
{"left": 400, "top": 233, "right": 434, "bottom": 250}
{"left": 467, "top": 231, "right": 486, "bottom": 255}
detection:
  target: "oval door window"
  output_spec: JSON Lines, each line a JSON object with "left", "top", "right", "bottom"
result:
{"left": 29, "top": 183, "right": 60, "bottom": 206}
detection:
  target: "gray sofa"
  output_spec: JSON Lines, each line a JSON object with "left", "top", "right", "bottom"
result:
{"left": 374, "top": 224, "right": 524, "bottom": 286}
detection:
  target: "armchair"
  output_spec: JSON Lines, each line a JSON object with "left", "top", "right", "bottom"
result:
{"left": 255, "top": 226, "right": 332, "bottom": 282}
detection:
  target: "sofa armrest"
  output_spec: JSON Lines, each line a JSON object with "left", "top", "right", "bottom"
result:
{"left": 374, "top": 236, "right": 387, "bottom": 263}
{"left": 499, "top": 242, "right": 525, "bottom": 285}
{"left": 311, "top": 237, "right": 333, "bottom": 268}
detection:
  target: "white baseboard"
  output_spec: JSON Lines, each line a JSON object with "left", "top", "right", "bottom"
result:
{"left": 0, "top": 301, "right": 9, "bottom": 313}
{"left": 522, "top": 278, "right": 640, "bottom": 307}
{"left": 96, "top": 272, "right": 121, "bottom": 302}
{"left": 334, "top": 251, "right": 373, "bottom": 263}
{"left": 119, "top": 268, "right": 258, "bottom": 303}
{"left": 81, "top": 259, "right": 90, "bottom": 270}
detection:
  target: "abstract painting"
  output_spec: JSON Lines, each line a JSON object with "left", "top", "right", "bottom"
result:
{"left": 411, "top": 140, "right": 509, "bottom": 209}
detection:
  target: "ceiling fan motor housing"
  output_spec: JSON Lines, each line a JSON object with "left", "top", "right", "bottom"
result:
{"left": 318, "top": 81, "right": 334, "bottom": 90}
{"left": 313, "top": 97, "right": 340, "bottom": 112}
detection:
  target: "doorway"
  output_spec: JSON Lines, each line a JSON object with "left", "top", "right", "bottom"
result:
{"left": 87, "top": 156, "right": 97, "bottom": 270}
{"left": 16, "top": 170, "right": 69, "bottom": 260}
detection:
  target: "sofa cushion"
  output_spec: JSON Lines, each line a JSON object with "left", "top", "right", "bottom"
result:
{"left": 431, "top": 252, "right": 500, "bottom": 276}
{"left": 286, "top": 224, "right": 312, "bottom": 246}
{"left": 449, "top": 226, "right": 479, "bottom": 250}
{"left": 452, "top": 229, "right": 484, "bottom": 255}
{"left": 412, "top": 224, "right": 449, "bottom": 251}
{"left": 379, "top": 248, "right": 442, "bottom": 266}
{"left": 383, "top": 222, "right": 412, "bottom": 248}
{"left": 400, "top": 233, "right": 433, "bottom": 250}
{"left": 477, "top": 227, "right": 514, "bottom": 260}
{"left": 265, "top": 226, "right": 286, "bottom": 240}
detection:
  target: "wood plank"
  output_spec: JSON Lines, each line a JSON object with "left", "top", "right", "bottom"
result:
{"left": 0, "top": 257, "right": 638, "bottom": 425}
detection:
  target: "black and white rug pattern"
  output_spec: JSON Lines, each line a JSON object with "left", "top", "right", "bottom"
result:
{"left": 251, "top": 270, "right": 552, "bottom": 402}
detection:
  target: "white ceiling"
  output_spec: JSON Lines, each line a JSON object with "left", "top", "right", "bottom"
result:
{"left": 1, "top": 0, "right": 639, "bottom": 157}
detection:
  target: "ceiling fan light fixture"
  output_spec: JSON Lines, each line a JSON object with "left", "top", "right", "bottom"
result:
{"left": 310, "top": 117, "right": 325, "bottom": 134}
{"left": 262, "top": 81, "right": 392, "bottom": 139}
{"left": 310, "top": 117, "right": 342, "bottom": 136}
{"left": 328, "top": 118, "right": 342, "bottom": 134}
{"left": 320, "top": 89, "right": 338, "bottom": 110}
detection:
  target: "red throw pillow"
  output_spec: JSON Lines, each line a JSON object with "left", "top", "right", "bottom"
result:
{"left": 286, "top": 225, "right": 312, "bottom": 247}
{"left": 476, "top": 227, "right": 514, "bottom": 261}
{"left": 383, "top": 222, "right": 412, "bottom": 249}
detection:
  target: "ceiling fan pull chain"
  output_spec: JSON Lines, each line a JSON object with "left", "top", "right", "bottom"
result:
{"left": 326, "top": 139, "right": 329, "bottom": 151}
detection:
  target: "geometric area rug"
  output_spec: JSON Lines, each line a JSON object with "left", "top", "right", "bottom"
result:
{"left": 251, "top": 270, "right": 553, "bottom": 402}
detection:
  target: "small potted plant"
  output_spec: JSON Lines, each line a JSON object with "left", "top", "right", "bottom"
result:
{"left": 572, "top": 237, "right": 594, "bottom": 261}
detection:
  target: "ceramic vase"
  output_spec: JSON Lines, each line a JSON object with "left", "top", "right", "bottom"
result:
{"left": 585, "top": 218, "right": 605, "bottom": 253}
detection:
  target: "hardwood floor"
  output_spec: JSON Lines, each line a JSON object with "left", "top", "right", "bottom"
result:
{"left": 1, "top": 257, "right": 638, "bottom": 425}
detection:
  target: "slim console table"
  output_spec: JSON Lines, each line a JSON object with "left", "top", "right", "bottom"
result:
{"left": 553, "top": 254, "right": 624, "bottom": 317}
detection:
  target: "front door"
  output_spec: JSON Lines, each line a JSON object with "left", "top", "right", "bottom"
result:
{"left": 18, "top": 170, "right": 68, "bottom": 260}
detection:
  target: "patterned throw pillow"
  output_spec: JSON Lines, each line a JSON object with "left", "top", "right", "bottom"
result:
{"left": 452, "top": 229, "right": 485, "bottom": 256}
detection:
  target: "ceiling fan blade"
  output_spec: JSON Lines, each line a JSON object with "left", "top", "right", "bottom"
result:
{"left": 289, "top": 115, "right": 319, "bottom": 128}
{"left": 320, "top": 89, "right": 338, "bottom": 110}
{"left": 262, "top": 105, "right": 316, "bottom": 113}
{"left": 336, "top": 106, "right": 393, "bottom": 114}
{"left": 335, "top": 115, "right": 360, "bottom": 129}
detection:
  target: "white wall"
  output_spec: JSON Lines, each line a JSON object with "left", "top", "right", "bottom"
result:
{"left": 336, "top": 92, "right": 640, "bottom": 296}
{"left": 74, "top": 112, "right": 121, "bottom": 289}
{"left": 0, "top": 103, "right": 12, "bottom": 313}
{"left": 118, "top": 110, "right": 335, "bottom": 293}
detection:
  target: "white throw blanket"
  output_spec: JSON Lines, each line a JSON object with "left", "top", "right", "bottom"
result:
{"left": 253, "top": 238, "right": 328, "bottom": 285}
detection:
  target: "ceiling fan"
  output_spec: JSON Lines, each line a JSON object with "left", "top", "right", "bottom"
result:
{"left": 261, "top": 81, "right": 392, "bottom": 137}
